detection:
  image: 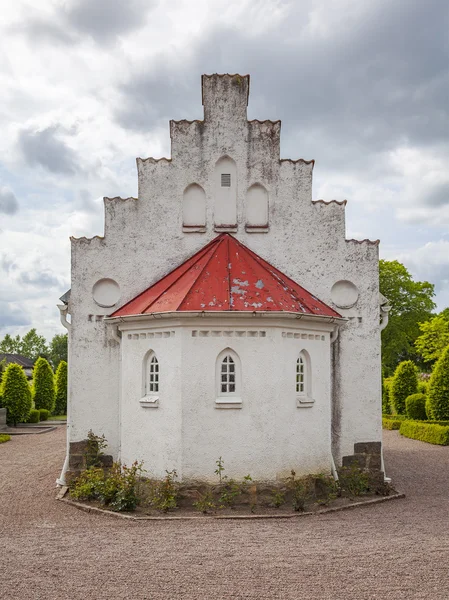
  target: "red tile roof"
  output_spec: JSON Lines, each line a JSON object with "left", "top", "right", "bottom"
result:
{"left": 111, "top": 234, "right": 341, "bottom": 318}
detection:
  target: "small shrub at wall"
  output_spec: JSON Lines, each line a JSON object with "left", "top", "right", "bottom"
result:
{"left": 54, "top": 361, "right": 67, "bottom": 416}
{"left": 1, "top": 363, "right": 32, "bottom": 425}
{"left": 405, "top": 393, "right": 427, "bottom": 421}
{"left": 427, "top": 346, "right": 449, "bottom": 421}
{"left": 33, "top": 358, "right": 55, "bottom": 412}
{"left": 38, "top": 409, "right": 50, "bottom": 421}
{"left": 27, "top": 409, "right": 40, "bottom": 423}
{"left": 382, "top": 417, "right": 405, "bottom": 430}
{"left": 0, "top": 434, "right": 11, "bottom": 443}
{"left": 390, "top": 360, "right": 419, "bottom": 415}
{"left": 399, "top": 420, "right": 449, "bottom": 445}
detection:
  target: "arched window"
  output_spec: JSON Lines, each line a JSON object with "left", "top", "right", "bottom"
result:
{"left": 140, "top": 351, "right": 160, "bottom": 407}
{"left": 246, "top": 183, "right": 269, "bottom": 232}
{"left": 183, "top": 183, "right": 206, "bottom": 232}
{"left": 215, "top": 348, "right": 242, "bottom": 408}
{"left": 214, "top": 156, "right": 237, "bottom": 231}
{"left": 296, "top": 350, "right": 314, "bottom": 407}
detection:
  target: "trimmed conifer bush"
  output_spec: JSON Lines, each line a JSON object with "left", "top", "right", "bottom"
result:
{"left": 33, "top": 357, "right": 55, "bottom": 412}
{"left": 390, "top": 361, "right": 418, "bottom": 415}
{"left": 27, "top": 409, "right": 40, "bottom": 423}
{"left": 1, "top": 363, "right": 32, "bottom": 425}
{"left": 54, "top": 360, "right": 67, "bottom": 416}
{"left": 39, "top": 409, "right": 50, "bottom": 421}
{"left": 382, "top": 377, "right": 393, "bottom": 415}
{"left": 405, "top": 393, "right": 427, "bottom": 420}
{"left": 427, "top": 346, "right": 449, "bottom": 420}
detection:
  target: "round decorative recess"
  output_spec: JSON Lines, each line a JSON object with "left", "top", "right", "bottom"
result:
{"left": 92, "top": 278, "right": 121, "bottom": 308}
{"left": 330, "top": 280, "right": 359, "bottom": 309}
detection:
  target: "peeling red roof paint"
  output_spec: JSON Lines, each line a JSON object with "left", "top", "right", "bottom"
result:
{"left": 111, "top": 234, "right": 341, "bottom": 318}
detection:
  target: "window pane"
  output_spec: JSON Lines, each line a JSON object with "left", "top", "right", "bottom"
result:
{"left": 229, "top": 374, "right": 235, "bottom": 383}
{"left": 228, "top": 356, "right": 234, "bottom": 363}
{"left": 229, "top": 364, "right": 235, "bottom": 373}
{"left": 221, "top": 384, "right": 227, "bottom": 393}
{"left": 221, "top": 374, "right": 227, "bottom": 382}
{"left": 229, "top": 384, "right": 235, "bottom": 393}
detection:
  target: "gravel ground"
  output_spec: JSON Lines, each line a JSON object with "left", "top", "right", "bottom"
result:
{"left": 1, "top": 427, "right": 449, "bottom": 600}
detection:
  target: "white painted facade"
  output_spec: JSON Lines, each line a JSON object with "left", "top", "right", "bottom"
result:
{"left": 63, "top": 74, "right": 383, "bottom": 483}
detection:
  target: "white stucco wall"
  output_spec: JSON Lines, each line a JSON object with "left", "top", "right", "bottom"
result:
{"left": 68, "top": 73, "right": 382, "bottom": 472}
{"left": 118, "top": 316, "right": 334, "bottom": 481}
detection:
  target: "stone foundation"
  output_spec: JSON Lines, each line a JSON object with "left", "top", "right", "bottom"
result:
{"left": 342, "top": 441, "right": 384, "bottom": 485}
{"left": 66, "top": 439, "right": 113, "bottom": 485}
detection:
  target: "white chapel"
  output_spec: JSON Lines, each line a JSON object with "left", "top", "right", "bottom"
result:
{"left": 58, "top": 74, "right": 389, "bottom": 484}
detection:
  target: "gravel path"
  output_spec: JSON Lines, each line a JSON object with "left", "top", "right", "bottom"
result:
{"left": 1, "top": 427, "right": 449, "bottom": 600}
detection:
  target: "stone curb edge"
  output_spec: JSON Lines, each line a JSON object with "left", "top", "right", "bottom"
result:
{"left": 58, "top": 492, "right": 406, "bottom": 521}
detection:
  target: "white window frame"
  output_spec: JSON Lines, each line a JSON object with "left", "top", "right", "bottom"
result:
{"left": 296, "top": 350, "right": 314, "bottom": 408}
{"left": 140, "top": 350, "right": 160, "bottom": 408}
{"left": 215, "top": 348, "right": 242, "bottom": 409}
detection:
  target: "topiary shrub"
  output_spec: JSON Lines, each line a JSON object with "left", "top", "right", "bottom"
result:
{"left": 27, "top": 409, "right": 40, "bottom": 423}
{"left": 39, "top": 409, "right": 50, "bottom": 421}
{"left": 390, "top": 360, "right": 418, "bottom": 415}
{"left": 382, "top": 377, "right": 393, "bottom": 415}
{"left": 54, "top": 360, "right": 67, "bottom": 416}
{"left": 405, "top": 393, "right": 427, "bottom": 420}
{"left": 33, "top": 357, "right": 55, "bottom": 413}
{"left": 427, "top": 346, "right": 449, "bottom": 421}
{"left": 425, "top": 396, "right": 434, "bottom": 420}
{"left": 1, "top": 363, "right": 32, "bottom": 425}
{"left": 418, "top": 380, "right": 428, "bottom": 395}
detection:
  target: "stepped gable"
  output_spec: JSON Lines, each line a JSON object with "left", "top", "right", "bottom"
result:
{"left": 111, "top": 234, "right": 341, "bottom": 318}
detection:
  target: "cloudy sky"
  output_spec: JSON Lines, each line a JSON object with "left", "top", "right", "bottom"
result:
{"left": 1, "top": 0, "right": 448, "bottom": 341}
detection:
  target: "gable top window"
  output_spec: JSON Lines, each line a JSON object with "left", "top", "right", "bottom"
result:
{"left": 221, "top": 354, "right": 236, "bottom": 393}
{"left": 221, "top": 173, "right": 231, "bottom": 187}
{"left": 148, "top": 355, "right": 159, "bottom": 393}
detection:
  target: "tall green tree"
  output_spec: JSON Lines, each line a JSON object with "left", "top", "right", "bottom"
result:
{"left": 50, "top": 334, "right": 68, "bottom": 369}
{"left": 415, "top": 308, "right": 449, "bottom": 365}
{"left": 20, "top": 329, "right": 49, "bottom": 362}
{"left": 1, "top": 363, "right": 32, "bottom": 425}
{"left": 0, "top": 333, "right": 21, "bottom": 354}
{"left": 379, "top": 260, "right": 435, "bottom": 375}
{"left": 54, "top": 361, "right": 68, "bottom": 415}
{"left": 33, "top": 357, "right": 55, "bottom": 412}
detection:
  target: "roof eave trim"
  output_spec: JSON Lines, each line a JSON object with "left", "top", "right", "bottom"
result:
{"left": 105, "top": 311, "right": 346, "bottom": 324}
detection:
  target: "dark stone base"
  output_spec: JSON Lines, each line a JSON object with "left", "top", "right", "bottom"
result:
{"left": 66, "top": 439, "right": 113, "bottom": 486}
{"left": 341, "top": 440, "right": 385, "bottom": 487}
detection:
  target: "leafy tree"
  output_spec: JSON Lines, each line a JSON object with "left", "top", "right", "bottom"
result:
{"left": 50, "top": 333, "right": 68, "bottom": 369}
{"left": 1, "top": 363, "right": 32, "bottom": 425}
{"left": 20, "top": 329, "right": 49, "bottom": 362}
{"left": 390, "top": 360, "right": 418, "bottom": 415}
{"left": 54, "top": 361, "right": 68, "bottom": 415}
{"left": 379, "top": 260, "right": 435, "bottom": 375}
{"left": 33, "top": 357, "right": 55, "bottom": 412}
{"left": 415, "top": 309, "right": 449, "bottom": 365}
{"left": 427, "top": 346, "right": 449, "bottom": 420}
{"left": 0, "top": 333, "right": 21, "bottom": 354}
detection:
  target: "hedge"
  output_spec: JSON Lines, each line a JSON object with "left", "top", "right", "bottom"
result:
{"left": 399, "top": 420, "right": 449, "bottom": 445}
{"left": 39, "top": 409, "right": 50, "bottom": 421}
{"left": 427, "top": 346, "right": 449, "bottom": 420}
{"left": 382, "top": 418, "right": 404, "bottom": 430}
{"left": 0, "top": 434, "right": 11, "bottom": 444}
{"left": 27, "top": 409, "right": 40, "bottom": 423}
{"left": 390, "top": 361, "right": 418, "bottom": 415}
{"left": 405, "top": 393, "right": 427, "bottom": 421}
{"left": 33, "top": 357, "right": 55, "bottom": 412}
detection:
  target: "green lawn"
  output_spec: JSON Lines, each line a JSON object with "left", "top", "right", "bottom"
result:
{"left": 51, "top": 415, "right": 67, "bottom": 421}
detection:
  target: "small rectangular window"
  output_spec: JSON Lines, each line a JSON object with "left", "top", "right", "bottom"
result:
{"left": 221, "top": 173, "right": 231, "bottom": 187}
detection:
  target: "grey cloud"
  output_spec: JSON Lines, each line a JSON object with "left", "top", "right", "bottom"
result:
{"left": 0, "top": 188, "right": 19, "bottom": 215}
{"left": 19, "top": 271, "right": 61, "bottom": 289}
{"left": 63, "top": 0, "right": 153, "bottom": 43}
{"left": 18, "top": 125, "right": 77, "bottom": 175}
{"left": 424, "top": 183, "right": 449, "bottom": 207}
{"left": 0, "top": 302, "right": 31, "bottom": 329}
{"left": 13, "top": 17, "right": 78, "bottom": 46}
